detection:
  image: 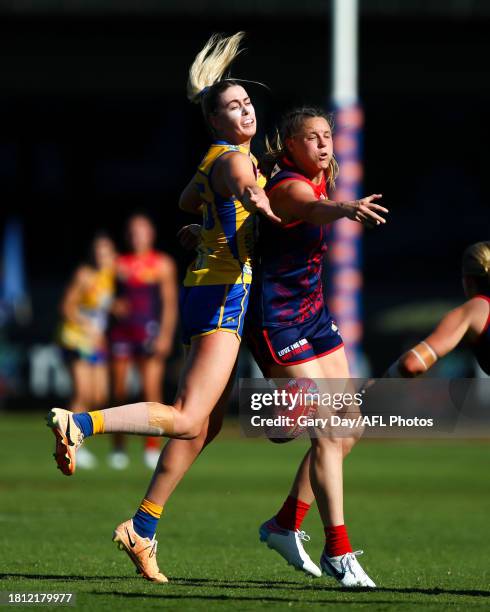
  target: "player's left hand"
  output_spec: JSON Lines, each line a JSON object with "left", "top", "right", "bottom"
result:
{"left": 177, "top": 224, "right": 202, "bottom": 250}
{"left": 153, "top": 334, "right": 172, "bottom": 358}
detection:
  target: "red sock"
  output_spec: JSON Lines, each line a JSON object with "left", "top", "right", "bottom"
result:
{"left": 275, "top": 496, "right": 311, "bottom": 531}
{"left": 144, "top": 436, "right": 160, "bottom": 451}
{"left": 324, "top": 524, "right": 353, "bottom": 557}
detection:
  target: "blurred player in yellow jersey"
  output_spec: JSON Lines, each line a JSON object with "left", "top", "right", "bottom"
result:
{"left": 59, "top": 233, "right": 116, "bottom": 469}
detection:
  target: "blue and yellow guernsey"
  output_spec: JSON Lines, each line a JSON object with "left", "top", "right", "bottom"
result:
{"left": 183, "top": 140, "right": 266, "bottom": 287}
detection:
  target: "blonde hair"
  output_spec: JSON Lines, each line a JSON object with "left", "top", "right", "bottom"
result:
{"left": 462, "top": 241, "right": 490, "bottom": 279}
{"left": 187, "top": 32, "right": 245, "bottom": 104}
{"left": 264, "top": 107, "right": 339, "bottom": 188}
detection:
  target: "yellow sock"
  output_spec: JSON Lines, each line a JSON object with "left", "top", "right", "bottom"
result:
{"left": 88, "top": 410, "right": 105, "bottom": 435}
{"left": 139, "top": 498, "right": 163, "bottom": 519}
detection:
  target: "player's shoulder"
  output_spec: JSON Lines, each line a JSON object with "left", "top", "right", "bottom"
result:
{"left": 215, "top": 148, "right": 252, "bottom": 168}
{"left": 154, "top": 251, "right": 176, "bottom": 274}
{"left": 74, "top": 265, "right": 95, "bottom": 285}
{"left": 270, "top": 175, "right": 317, "bottom": 200}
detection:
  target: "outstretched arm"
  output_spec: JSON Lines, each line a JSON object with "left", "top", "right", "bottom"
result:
{"left": 270, "top": 180, "right": 388, "bottom": 228}
{"left": 386, "top": 298, "right": 489, "bottom": 377}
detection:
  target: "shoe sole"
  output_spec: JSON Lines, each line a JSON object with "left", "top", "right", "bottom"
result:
{"left": 46, "top": 409, "right": 75, "bottom": 476}
{"left": 112, "top": 529, "right": 168, "bottom": 584}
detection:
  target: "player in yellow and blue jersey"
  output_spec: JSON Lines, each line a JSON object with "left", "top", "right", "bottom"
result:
{"left": 179, "top": 136, "right": 264, "bottom": 345}
{"left": 59, "top": 232, "right": 116, "bottom": 469}
{"left": 47, "top": 32, "right": 279, "bottom": 583}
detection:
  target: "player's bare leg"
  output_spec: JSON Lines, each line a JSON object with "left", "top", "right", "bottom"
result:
{"left": 48, "top": 332, "right": 240, "bottom": 472}
{"left": 259, "top": 348, "right": 374, "bottom": 586}
{"left": 112, "top": 354, "right": 235, "bottom": 582}
{"left": 143, "top": 362, "right": 233, "bottom": 506}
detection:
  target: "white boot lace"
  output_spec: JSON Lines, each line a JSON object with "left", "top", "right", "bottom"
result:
{"left": 296, "top": 530, "right": 311, "bottom": 542}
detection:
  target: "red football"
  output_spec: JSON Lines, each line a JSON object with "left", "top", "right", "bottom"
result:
{"left": 265, "top": 377, "right": 319, "bottom": 444}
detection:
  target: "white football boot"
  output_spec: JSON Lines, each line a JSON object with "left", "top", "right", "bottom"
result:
{"left": 259, "top": 518, "right": 322, "bottom": 577}
{"left": 108, "top": 451, "right": 130, "bottom": 470}
{"left": 321, "top": 550, "right": 376, "bottom": 588}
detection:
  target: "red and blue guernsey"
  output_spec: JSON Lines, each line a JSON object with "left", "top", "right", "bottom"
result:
{"left": 246, "top": 159, "right": 343, "bottom": 372}
{"left": 110, "top": 251, "right": 164, "bottom": 358}
{"left": 474, "top": 295, "right": 490, "bottom": 375}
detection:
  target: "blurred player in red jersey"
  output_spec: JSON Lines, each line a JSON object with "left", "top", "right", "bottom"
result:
{"left": 59, "top": 233, "right": 116, "bottom": 469}
{"left": 385, "top": 241, "right": 490, "bottom": 377}
{"left": 109, "top": 214, "right": 178, "bottom": 469}
{"left": 246, "top": 107, "right": 387, "bottom": 588}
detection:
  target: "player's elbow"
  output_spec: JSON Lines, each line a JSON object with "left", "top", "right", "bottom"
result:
{"left": 178, "top": 194, "right": 192, "bottom": 213}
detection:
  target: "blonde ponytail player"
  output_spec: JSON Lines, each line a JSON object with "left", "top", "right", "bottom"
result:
{"left": 46, "top": 32, "right": 279, "bottom": 584}
{"left": 386, "top": 241, "right": 490, "bottom": 378}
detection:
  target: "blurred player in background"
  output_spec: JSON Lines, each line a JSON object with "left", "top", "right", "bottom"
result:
{"left": 246, "top": 107, "right": 387, "bottom": 588}
{"left": 109, "top": 213, "right": 178, "bottom": 469}
{"left": 59, "top": 232, "right": 116, "bottom": 469}
{"left": 47, "top": 32, "right": 278, "bottom": 583}
{"left": 385, "top": 241, "right": 490, "bottom": 377}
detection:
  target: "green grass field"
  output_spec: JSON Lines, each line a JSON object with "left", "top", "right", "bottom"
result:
{"left": 1, "top": 414, "right": 489, "bottom": 611}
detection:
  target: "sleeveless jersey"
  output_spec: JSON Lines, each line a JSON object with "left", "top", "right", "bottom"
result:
{"left": 60, "top": 267, "right": 114, "bottom": 352}
{"left": 250, "top": 160, "right": 328, "bottom": 327}
{"left": 116, "top": 251, "right": 163, "bottom": 325}
{"left": 473, "top": 294, "right": 490, "bottom": 375}
{"left": 183, "top": 140, "right": 266, "bottom": 287}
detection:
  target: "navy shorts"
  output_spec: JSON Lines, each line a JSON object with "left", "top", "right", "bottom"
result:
{"left": 110, "top": 320, "right": 161, "bottom": 359}
{"left": 245, "top": 306, "right": 343, "bottom": 374}
{"left": 180, "top": 283, "right": 250, "bottom": 346}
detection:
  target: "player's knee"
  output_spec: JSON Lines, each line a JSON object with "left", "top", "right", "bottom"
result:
{"left": 174, "top": 415, "right": 206, "bottom": 440}
{"left": 315, "top": 435, "right": 344, "bottom": 452}
{"left": 342, "top": 434, "right": 359, "bottom": 457}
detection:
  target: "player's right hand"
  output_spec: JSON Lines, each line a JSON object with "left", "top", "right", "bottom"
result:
{"left": 346, "top": 194, "right": 388, "bottom": 228}
{"left": 245, "top": 187, "right": 282, "bottom": 224}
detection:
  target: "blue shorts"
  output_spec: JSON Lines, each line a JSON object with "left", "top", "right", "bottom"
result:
{"left": 245, "top": 306, "right": 343, "bottom": 374}
{"left": 62, "top": 347, "right": 108, "bottom": 365}
{"left": 180, "top": 283, "right": 250, "bottom": 346}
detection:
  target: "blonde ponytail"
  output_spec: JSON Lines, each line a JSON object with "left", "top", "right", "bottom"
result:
{"left": 462, "top": 241, "right": 490, "bottom": 279}
{"left": 187, "top": 32, "right": 245, "bottom": 103}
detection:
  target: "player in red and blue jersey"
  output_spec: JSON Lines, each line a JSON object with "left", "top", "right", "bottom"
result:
{"left": 245, "top": 107, "right": 388, "bottom": 588}
{"left": 385, "top": 241, "right": 490, "bottom": 377}
{"left": 109, "top": 214, "right": 178, "bottom": 469}
{"left": 247, "top": 157, "right": 338, "bottom": 365}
